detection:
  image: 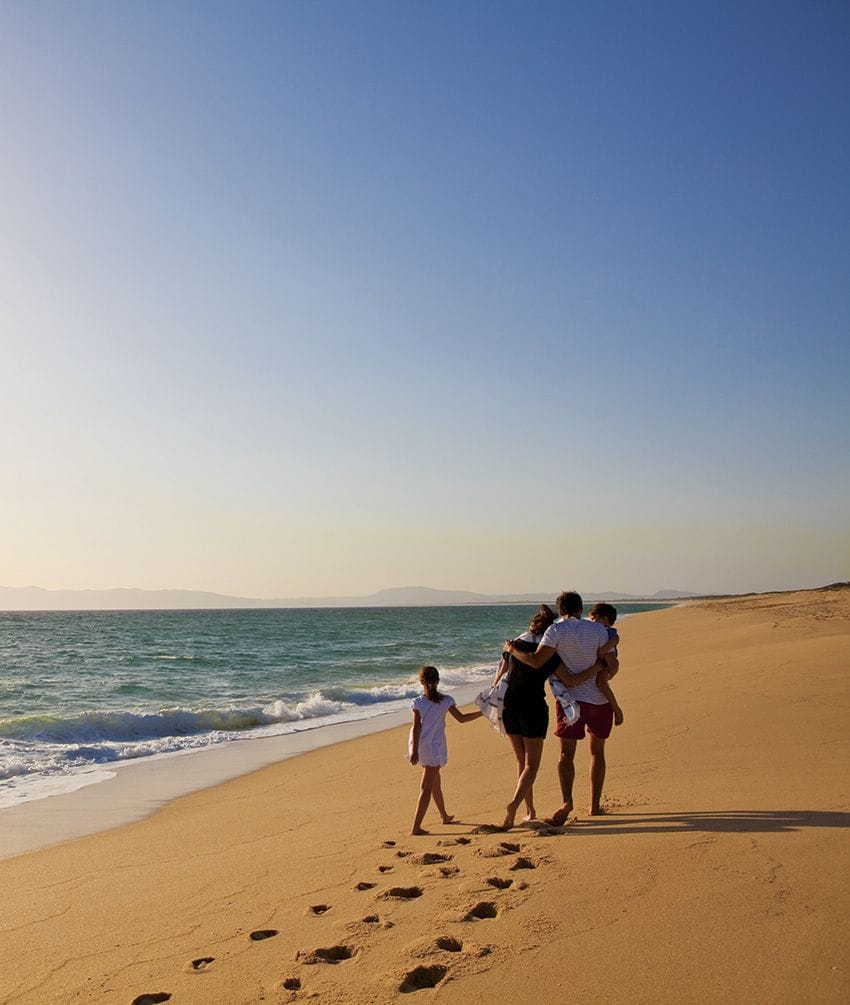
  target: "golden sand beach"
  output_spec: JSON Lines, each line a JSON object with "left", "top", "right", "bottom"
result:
{"left": 1, "top": 586, "right": 848, "bottom": 1004}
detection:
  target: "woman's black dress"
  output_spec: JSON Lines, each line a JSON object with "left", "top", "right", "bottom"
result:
{"left": 501, "top": 635, "right": 563, "bottom": 739}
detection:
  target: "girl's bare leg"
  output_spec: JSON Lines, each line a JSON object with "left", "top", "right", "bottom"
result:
{"left": 411, "top": 767, "right": 435, "bottom": 835}
{"left": 431, "top": 767, "right": 454, "bottom": 823}
{"left": 501, "top": 736, "right": 544, "bottom": 829}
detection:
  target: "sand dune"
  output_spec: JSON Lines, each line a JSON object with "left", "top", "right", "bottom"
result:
{"left": 1, "top": 586, "right": 848, "bottom": 1003}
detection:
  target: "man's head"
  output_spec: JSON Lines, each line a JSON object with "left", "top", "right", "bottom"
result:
{"left": 589, "top": 602, "right": 617, "bottom": 627}
{"left": 555, "top": 591, "right": 583, "bottom": 618}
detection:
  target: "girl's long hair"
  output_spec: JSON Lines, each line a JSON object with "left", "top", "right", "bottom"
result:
{"left": 528, "top": 603, "right": 557, "bottom": 637}
{"left": 419, "top": 665, "right": 444, "bottom": 703}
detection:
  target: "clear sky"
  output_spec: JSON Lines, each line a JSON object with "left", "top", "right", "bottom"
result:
{"left": 1, "top": 0, "right": 848, "bottom": 599}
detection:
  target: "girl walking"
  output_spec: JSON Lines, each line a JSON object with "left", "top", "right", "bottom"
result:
{"left": 409, "top": 665, "right": 482, "bottom": 835}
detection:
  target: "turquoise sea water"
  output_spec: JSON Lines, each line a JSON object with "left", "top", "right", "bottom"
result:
{"left": 0, "top": 603, "right": 670, "bottom": 806}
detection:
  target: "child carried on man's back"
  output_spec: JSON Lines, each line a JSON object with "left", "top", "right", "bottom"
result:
{"left": 548, "top": 603, "right": 624, "bottom": 726}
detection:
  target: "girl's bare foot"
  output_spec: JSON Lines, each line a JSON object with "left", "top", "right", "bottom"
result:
{"left": 411, "top": 827, "right": 430, "bottom": 835}
{"left": 440, "top": 814, "right": 455, "bottom": 824}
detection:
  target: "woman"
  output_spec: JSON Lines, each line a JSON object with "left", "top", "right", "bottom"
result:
{"left": 494, "top": 604, "right": 563, "bottom": 830}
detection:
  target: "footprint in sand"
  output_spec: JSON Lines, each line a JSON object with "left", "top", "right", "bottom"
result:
{"left": 308, "top": 904, "right": 331, "bottom": 915}
{"left": 414, "top": 852, "right": 452, "bottom": 865}
{"left": 282, "top": 977, "right": 302, "bottom": 991}
{"left": 190, "top": 957, "right": 215, "bottom": 971}
{"left": 399, "top": 964, "right": 448, "bottom": 993}
{"left": 395, "top": 849, "right": 413, "bottom": 858}
{"left": 438, "top": 836, "right": 471, "bottom": 846}
{"left": 381, "top": 886, "right": 424, "bottom": 900}
{"left": 355, "top": 881, "right": 377, "bottom": 891}
{"left": 463, "top": 902, "right": 498, "bottom": 921}
{"left": 378, "top": 865, "right": 394, "bottom": 873}
{"left": 297, "top": 944, "right": 356, "bottom": 965}
{"left": 485, "top": 877, "right": 513, "bottom": 889}
{"left": 249, "top": 929, "right": 279, "bottom": 941}
{"left": 438, "top": 865, "right": 460, "bottom": 878}
{"left": 510, "top": 856, "right": 537, "bottom": 871}
{"left": 475, "top": 841, "right": 521, "bottom": 859}
{"left": 132, "top": 996, "right": 171, "bottom": 1005}
{"left": 435, "top": 936, "right": 463, "bottom": 952}
{"left": 381, "top": 840, "right": 397, "bottom": 847}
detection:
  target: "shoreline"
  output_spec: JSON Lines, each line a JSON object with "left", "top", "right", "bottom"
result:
{"left": 0, "top": 682, "right": 483, "bottom": 861}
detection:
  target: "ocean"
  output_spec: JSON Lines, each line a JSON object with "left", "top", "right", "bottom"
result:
{"left": 0, "top": 603, "right": 671, "bottom": 809}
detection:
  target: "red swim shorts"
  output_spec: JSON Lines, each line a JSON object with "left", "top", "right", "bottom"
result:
{"left": 554, "top": 700, "right": 613, "bottom": 740}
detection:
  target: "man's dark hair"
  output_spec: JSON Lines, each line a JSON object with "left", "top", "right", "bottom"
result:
{"left": 555, "top": 591, "right": 583, "bottom": 617}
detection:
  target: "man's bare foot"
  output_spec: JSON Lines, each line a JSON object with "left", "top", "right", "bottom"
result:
{"left": 440, "top": 814, "right": 455, "bottom": 824}
{"left": 410, "top": 827, "right": 430, "bottom": 835}
{"left": 544, "top": 804, "right": 572, "bottom": 827}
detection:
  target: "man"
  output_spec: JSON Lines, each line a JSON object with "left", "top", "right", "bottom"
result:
{"left": 504, "top": 590, "right": 616, "bottom": 822}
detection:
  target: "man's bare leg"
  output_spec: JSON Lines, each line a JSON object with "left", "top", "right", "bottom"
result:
{"left": 588, "top": 735, "right": 607, "bottom": 815}
{"left": 546, "top": 739, "right": 576, "bottom": 825}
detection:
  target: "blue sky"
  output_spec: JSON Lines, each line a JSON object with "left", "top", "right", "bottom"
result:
{"left": 1, "top": 0, "right": 848, "bottom": 598}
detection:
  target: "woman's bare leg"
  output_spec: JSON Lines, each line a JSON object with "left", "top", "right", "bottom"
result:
{"left": 502, "top": 736, "right": 544, "bottom": 829}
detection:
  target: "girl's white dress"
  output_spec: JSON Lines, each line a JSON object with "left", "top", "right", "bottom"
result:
{"left": 410, "top": 693, "right": 456, "bottom": 767}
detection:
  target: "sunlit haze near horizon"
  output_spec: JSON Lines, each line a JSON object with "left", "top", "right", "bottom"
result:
{"left": 1, "top": 1, "right": 848, "bottom": 600}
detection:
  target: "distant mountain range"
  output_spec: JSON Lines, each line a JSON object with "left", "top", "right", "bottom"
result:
{"left": 0, "top": 584, "right": 703, "bottom": 611}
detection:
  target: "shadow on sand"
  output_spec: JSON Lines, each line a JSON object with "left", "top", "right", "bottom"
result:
{"left": 574, "top": 809, "right": 850, "bottom": 835}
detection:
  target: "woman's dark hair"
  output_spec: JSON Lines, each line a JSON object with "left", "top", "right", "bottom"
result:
{"left": 528, "top": 603, "right": 557, "bottom": 636}
{"left": 419, "top": 665, "right": 444, "bottom": 703}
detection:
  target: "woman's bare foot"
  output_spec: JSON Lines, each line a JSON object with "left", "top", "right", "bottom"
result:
{"left": 588, "top": 805, "right": 608, "bottom": 817}
{"left": 499, "top": 806, "right": 517, "bottom": 831}
{"left": 522, "top": 811, "right": 537, "bottom": 823}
